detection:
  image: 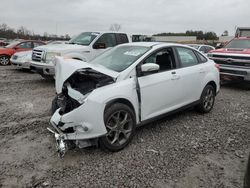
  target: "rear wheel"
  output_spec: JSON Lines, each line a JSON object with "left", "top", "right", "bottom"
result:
{"left": 196, "top": 85, "right": 215, "bottom": 113}
{"left": 0, "top": 55, "right": 10, "bottom": 66}
{"left": 99, "top": 103, "right": 136, "bottom": 152}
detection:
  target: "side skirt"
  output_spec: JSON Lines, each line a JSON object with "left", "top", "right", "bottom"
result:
{"left": 137, "top": 100, "right": 200, "bottom": 127}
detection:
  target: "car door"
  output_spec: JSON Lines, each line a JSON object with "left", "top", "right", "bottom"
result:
{"left": 91, "top": 33, "right": 117, "bottom": 60}
{"left": 174, "top": 47, "right": 206, "bottom": 104}
{"left": 137, "top": 47, "right": 183, "bottom": 121}
{"left": 15, "top": 41, "right": 33, "bottom": 52}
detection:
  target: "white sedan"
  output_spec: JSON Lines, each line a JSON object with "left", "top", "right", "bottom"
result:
{"left": 11, "top": 51, "right": 32, "bottom": 69}
{"left": 49, "top": 42, "right": 220, "bottom": 157}
{"left": 187, "top": 44, "right": 215, "bottom": 54}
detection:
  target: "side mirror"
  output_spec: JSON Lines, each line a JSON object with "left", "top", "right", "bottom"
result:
{"left": 141, "top": 63, "right": 159, "bottom": 74}
{"left": 93, "top": 43, "right": 106, "bottom": 49}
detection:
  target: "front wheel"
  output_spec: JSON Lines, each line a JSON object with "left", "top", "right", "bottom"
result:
{"left": 196, "top": 85, "right": 215, "bottom": 113}
{"left": 99, "top": 103, "right": 136, "bottom": 152}
{"left": 0, "top": 55, "right": 10, "bottom": 66}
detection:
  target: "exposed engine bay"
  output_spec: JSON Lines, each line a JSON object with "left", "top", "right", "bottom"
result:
{"left": 56, "top": 68, "right": 115, "bottom": 115}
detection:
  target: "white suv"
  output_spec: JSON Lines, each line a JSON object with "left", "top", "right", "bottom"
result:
{"left": 30, "top": 31, "right": 130, "bottom": 78}
{"left": 48, "top": 42, "right": 220, "bottom": 157}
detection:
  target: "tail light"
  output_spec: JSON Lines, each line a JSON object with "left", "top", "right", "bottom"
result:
{"left": 215, "top": 63, "right": 220, "bottom": 71}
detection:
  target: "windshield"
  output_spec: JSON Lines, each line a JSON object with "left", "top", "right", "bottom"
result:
{"left": 91, "top": 45, "right": 150, "bottom": 72}
{"left": 69, "top": 32, "right": 99, "bottom": 46}
{"left": 5, "top": 41, "right": 20, "bottom": 48}
{"left": 225, "top": 39, "right": 250, "bottom": 49}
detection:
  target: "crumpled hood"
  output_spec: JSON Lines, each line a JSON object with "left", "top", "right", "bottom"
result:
{"left": 35, "top": 44, "right": 89, "bottom": 53}
{"left": 54, "top": 57, "right": 119, "bottom": 94}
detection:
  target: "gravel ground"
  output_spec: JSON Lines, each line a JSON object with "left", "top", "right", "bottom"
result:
{"left": 0, "top": 66, "right": 249, "bottom": 188}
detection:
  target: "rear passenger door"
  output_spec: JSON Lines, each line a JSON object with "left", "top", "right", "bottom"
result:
{"left": 174, "top": 47, "right": 206, "bottom": 104}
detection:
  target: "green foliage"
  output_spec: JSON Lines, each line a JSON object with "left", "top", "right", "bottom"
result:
{"left": 0, "top": 23, "right": 70, "bottom": 41}
{"left": 153, "top": 30, "right": 218, "bottom": 40}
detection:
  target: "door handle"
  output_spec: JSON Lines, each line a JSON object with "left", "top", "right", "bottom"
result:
{"left": 171, "top": 72, "right": 180, "bottom": 80}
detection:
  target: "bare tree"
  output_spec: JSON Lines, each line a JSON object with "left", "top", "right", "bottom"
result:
{"left": 109, "top": 23, "right": 121, "bottom": 31}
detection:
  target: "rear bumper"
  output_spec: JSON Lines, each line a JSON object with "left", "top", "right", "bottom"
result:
{"left": 219, "top": 65, "right": 250, "bottom": 81}
{"left": 30, "top": 61, "right": 55, "bottom": 76}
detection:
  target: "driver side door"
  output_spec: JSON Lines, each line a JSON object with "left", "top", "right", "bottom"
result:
{"left": 138, "top": 47, "right": 183, "bottom": 121}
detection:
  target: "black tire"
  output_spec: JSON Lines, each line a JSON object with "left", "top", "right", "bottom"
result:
{"left": 99, "top": 103, "right": 136, "bottom": 152}
{"left": 51, "top": 96, "right": 59, "bottom": 114}
{"left": 0, "top": 55, "right": 10, "bottom": 66}
{"left": 195, "top": 85, "right": 215, "bottom": 113}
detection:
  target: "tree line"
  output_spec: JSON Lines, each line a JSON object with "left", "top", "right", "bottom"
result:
{"left": 153, "top": 30, "right": 219, "bottom": 40}
{"left": 0, "top": 23, "right": 70, "bottom": 41}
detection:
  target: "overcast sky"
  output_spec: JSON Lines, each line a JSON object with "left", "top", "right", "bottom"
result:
{"left": 0, "top": 0, "right": 249, "bottom": 37}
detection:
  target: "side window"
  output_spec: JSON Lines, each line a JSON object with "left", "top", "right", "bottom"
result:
{"left": 116, "top": 34, "right": 129, "bottom": 44}
{"left": 95, "top": 33, "right": 116, "bottom": 48}
{"left": 205, "top": 46, "right": 213, "bottom": 53}
{"left": 17, "top": 42, "right": 32, "bottom": 49}
{"left": 196, "top": 51, "right": 207, "bottom": 63}
{"left": 199, "top": 46, "right": 206, "bottom": 53}
{"left": 176, "top": 47, "right": 199, "bottom": 67}
{"left": 33, "top": 42, "right": 44, "bottom": 48}
{"left": 143, "top": 48, "right": 176, "bottom": 72}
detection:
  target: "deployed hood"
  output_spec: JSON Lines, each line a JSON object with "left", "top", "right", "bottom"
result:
{"left": 54, "top": 57, "right": 119, "bottom": 94}
{"left": 35, "top": 44, "right": 89, "bottom": 53}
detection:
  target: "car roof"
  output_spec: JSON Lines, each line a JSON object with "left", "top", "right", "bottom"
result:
{"left": 120, "top": 42, "right": 195, "bottom": 49}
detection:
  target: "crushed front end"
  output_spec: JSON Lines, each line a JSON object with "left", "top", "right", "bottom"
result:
{"left": 48, "top": 67, "right": 115, "bottom": 157}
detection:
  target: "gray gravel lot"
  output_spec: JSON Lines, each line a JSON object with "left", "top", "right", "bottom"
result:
{"left": 0, "top": 66, "right": 249, "bottom": 188}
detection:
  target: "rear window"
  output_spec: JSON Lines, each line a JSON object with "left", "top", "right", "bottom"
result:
{"left": 116, "top": 34, "right": 129, "bottom": 44}
{"left": 225, "top": 39, "right": 250, "bottom": 49}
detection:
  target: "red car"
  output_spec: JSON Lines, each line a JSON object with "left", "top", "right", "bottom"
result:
{"left": 0, "top": 40, "right": 45, "bottom": 66}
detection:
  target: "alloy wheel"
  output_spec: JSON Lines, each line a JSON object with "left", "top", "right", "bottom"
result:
{"left": 105, "top": 110, "right": 133, "bottom": 146}
{"left": 203, "top": 87, "right": 214, "bottom": 111}
{"left": 0, "top": 56, "right": 10, "bottom": 65}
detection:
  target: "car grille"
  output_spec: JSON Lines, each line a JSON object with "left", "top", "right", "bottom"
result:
{"left": 32, "top": 49, "right": 44, "bottom": 62}
{"left": 211, "top": 54, "right": 250, "bottom": 68}
{"left": 212, "top": 54, "right": 250, "bottom": 60}
{"left": 220, "top": 69, "right": 247, "bottom": 76}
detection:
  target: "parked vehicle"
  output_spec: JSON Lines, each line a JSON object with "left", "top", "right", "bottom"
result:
{"left": 30, "top": 31, "right": 130, "bottom": 78}
{"left": 187, "top": 44, "right": 215, "bottom": 54}
{"left": 208, "top": 37, "right": 250, "bottom": 82}
{"left": 0, "top": 40, "right": 45, "bottom": 66}
{"left": 10, "top": 51, "right": 32, "bottom": 69}
{"left": 0, "top": 38, "right": 8, "bottom": 47}
{"left": 48, "top": 42, "right": 220, "bottom": 157}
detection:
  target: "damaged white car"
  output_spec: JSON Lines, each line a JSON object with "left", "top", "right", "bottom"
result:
{"left": 49, "top": 42, "right": 220, "bottom": 157}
